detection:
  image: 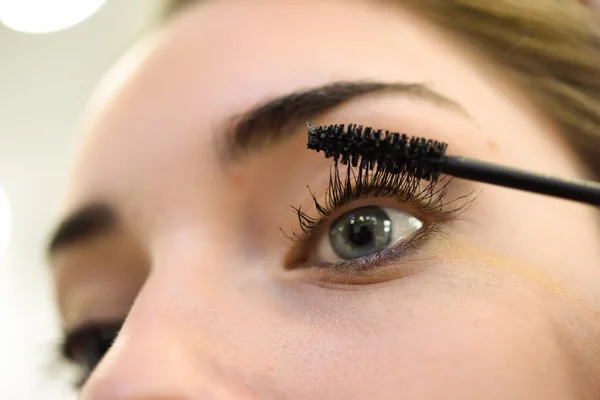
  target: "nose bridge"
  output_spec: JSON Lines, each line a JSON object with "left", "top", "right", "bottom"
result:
{"left": 80, "top": 333, "right": 251, "bottom": 400}
{"left": 79, "top": 298, "right": 259, "bottom": 399}
{"left": 79, "top": 258, "right": 259, "bottom": 400}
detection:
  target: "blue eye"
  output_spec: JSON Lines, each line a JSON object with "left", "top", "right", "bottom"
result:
{"left": 314, "top": 206, "right": 423, "bottom": 263}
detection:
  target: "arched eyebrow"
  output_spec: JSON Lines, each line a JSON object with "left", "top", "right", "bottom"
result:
{"left": 217, "top": 80, "right": 469, "bottom": 162}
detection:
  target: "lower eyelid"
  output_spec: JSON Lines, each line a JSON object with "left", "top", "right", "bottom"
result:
{"left": 293, "top": 222, "right": 443, "bottom": 286}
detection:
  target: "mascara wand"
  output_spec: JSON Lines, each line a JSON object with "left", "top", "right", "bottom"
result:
{"left": 305, "top": 121, "right": 600, "bottom": 206}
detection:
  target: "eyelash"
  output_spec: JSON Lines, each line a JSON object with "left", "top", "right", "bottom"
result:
{"left": 61, "top": 322, "right": 122, "bottom": 389}
{"left": 287, "top": 162, "right": 473, "bottom": 269}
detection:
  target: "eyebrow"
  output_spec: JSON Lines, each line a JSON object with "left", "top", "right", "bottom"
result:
{"left": 48, "top": 81, "right": 465, "bottom": 256}
{"left": 218, "top": 81, "right": 467, "bottom": 162}
{"left": 47, "top": 203, "right": 118, "bottom": 256}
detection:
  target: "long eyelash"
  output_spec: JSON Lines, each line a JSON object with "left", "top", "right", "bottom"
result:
{"left": 290, "top": 161, "right": 472, "bottom": 242}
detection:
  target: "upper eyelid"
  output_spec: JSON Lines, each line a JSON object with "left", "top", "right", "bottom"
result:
{"left": 312, "top": 166, "right": 468, "bottom": 217}
{"left": 296, "top": 195, "right": 436, "bottom": 239}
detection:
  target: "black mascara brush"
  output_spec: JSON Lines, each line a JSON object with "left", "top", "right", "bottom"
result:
{"left": 305, "top": 120, "right": 600, "bottom": 206}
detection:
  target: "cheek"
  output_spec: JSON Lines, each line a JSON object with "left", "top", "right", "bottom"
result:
{"left": 91, "top": 242, "right": 589, "bottom": 398}
{"left": 260, "top": 276, "right": 578, "bottom": 399}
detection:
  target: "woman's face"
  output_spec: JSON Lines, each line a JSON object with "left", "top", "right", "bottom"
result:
{"left": 50, "top": 0, "right": 600, "bottom": 398}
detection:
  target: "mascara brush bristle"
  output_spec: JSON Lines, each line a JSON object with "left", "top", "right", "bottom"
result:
{"left": 306, "top": 120, "right": 448, "bottom": 181}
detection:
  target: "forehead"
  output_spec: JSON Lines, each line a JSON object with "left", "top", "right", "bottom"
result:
{"left": 63, "top": 0, "right": 504, "bottom": 211}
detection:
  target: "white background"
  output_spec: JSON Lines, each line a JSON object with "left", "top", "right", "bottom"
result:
{"left": 0, "top": 1, "right": 162, "bottom": 397}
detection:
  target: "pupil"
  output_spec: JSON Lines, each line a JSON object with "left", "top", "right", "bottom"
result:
{"left": 348, "top": 224, "right": 374, "bottom": 247}
{"left": 329, "top": 206, "right": 392, "bottom": 260}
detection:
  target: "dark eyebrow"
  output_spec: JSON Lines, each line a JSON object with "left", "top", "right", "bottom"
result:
{"left": 218, "top": 81, "right": 467, "bottom": 161}
{"left": 47, "top": 203, "right": 118, "bottom": 256}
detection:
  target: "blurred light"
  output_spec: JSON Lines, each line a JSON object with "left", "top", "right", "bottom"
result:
{"left": 0, "top": 185, "right": 11, "bottom": 259}
{"left": 0, "top": 0, "right": 107, "bottom": 34}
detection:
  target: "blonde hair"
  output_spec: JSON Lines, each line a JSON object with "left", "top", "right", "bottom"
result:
{"left": 162, "top": 0, "right": 600, "bottom": 177}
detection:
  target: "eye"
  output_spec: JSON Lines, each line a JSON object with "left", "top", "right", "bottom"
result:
{"left": 312, "top": 205, "right": 423, "bottom": 265}
{"left": 61, "top": 323, "right": 121, "bottom": 386}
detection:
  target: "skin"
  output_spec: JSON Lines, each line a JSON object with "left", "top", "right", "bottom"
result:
{"left": 51, "top": 0, "right": 600, "bottom": 398}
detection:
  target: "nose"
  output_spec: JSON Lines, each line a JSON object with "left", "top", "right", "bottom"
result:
{"left": 78, "top": 325, "right": 257, "bottom": 400}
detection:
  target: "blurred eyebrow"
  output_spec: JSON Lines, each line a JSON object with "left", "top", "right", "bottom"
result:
{"left": 47, "top": 203, "right": 118, "bottom": 256}
{"left": 219, "top": 80, "right": 468, "bottom": 162}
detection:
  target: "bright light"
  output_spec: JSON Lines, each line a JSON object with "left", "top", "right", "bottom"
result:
{"left": 0, "top": 186, "right": 10, "bottom": 259}
{"left": 0, "top": 0, "right": 107, "bottom": 34}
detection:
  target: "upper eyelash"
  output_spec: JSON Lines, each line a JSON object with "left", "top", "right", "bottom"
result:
{"left": 289, "top": 161, "right": 472, "bottom": 243}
